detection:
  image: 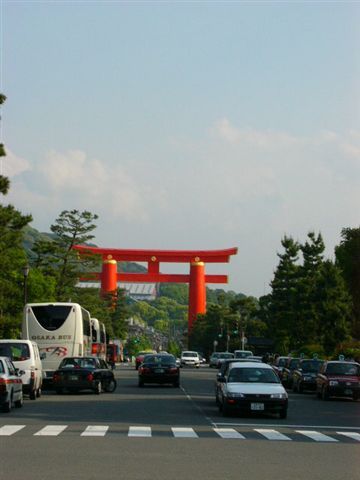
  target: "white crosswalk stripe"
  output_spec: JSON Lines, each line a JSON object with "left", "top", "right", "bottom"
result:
{"left": 296, "top": 430, "right": 338, "bottom": 442}
{"left": 0, "top": 425, "right": 26, "bottom": 436}
{"left": 81, "top": 426, "right": 109, "bottom": 437}
{"left": 172, "top": 427, "right": 198, "bottom": 438}
{"left": 255, "top": 429, "right": 292, "bottom": 441}
{"left": 128, "top": 426, "right": 152, "bottom": 437}
{"left": 34, "top": 425, "right": 68, "bottom": 436}
{"left": 336, "top": 432, "right": 360, "bottom": 442}
{"left": 214, "top": 428, "right": 245, "bottom": 439}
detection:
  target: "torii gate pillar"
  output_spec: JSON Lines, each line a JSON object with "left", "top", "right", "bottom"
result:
{"left": 101, "top": 258, "right": 117, "bottom": 294}
{"left": 188, "top": 262, "right": 206, "bottom": 331}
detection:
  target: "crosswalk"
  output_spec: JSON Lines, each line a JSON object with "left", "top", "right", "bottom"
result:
{"left": 0, "top": 424, "right": 359, "bottom": 442}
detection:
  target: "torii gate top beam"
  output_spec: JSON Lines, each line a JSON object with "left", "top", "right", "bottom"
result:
{"left": 73, "top": 246, "right": 238, "bottom": 264}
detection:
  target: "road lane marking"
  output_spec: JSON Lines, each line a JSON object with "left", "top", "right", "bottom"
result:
{"left": 296, "top": 430, "right": 338, "bottom": 442}
{"left": 214, "top": 422, "right": 360, "bottom": 430}
{"left": 81, "top": 426, "right": 109, "bottom": 436}
{"left": 337, "top": 432, "right": 360, "bottom": 442}
{"left": 214, "top": 428, "right": 245, "bottom": 439}
{"left": 128, "top": 426, "right": 152, "bottom": 437}
{"left": 34, "top": 425, "right": 68, "bottom": 436}
{"left": 171, "top": 427, "right": 198, "bottom": 438}
{"left": 0, "top": 425, "right": 26, "bottom": 436}
{"left": 255, "top": 429, "right": 291, "bottom": 441}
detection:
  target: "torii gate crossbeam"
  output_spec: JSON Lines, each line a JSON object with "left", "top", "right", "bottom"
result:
{"left": 73, "top": 246, "right": 238, "bottom": 334}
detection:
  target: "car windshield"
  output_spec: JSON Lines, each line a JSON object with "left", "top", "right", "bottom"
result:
{"left": 326, "top": 363, "right": 359, "bottom": 376}
{"left": 234, "top": 351, "right": 252, "bottom": 358}
{"left": 182, "top": 352, "right": 197, "bottom": 357}
{"left": 301, "top": 360, "right": 324, "bottom": 373}
{"left": 144, "top": 355, "right": 176, "bottom": 365}
{"left": 219, "top": 353, "right": 234, "bottom": 359}
{"left": 289, "top": 359, "right": 300, "bottom": 369}
{"left": 277, "top": 358, "right": 288, "bottom": 367}
{"left": 228, "top": 367, "right": 280, "bottom": 383}
{"left": 60, "top": 358, "right": 97, "bottom": 369}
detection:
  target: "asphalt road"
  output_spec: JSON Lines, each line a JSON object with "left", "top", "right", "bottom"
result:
{"left": 0, "top": 365, "right": 359, "bottom": 480}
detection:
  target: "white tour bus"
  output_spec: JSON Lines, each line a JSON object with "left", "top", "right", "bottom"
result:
{"left": 22, "top": 303, "right": 92, "bottom": 383}
{"left": 90, "top": 318, "right": 107, "bottom": 360}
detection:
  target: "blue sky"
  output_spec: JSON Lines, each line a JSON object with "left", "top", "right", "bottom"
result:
{"left": 2, "top": 1, "right": 360, "bottom": 296}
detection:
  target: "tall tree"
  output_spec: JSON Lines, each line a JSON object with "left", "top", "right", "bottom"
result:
{"left": 33, "top": 209, "right": 99, "bottom": 300}
{"left": 268, "top": 236, "right": 300, "bottom": 353}
{"left": 335, "top": 227, "right": 360, "bottom": 338}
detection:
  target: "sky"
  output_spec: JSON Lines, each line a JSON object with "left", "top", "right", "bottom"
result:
{"left": 1, "top": 1, "right": 360, "bottom": 297}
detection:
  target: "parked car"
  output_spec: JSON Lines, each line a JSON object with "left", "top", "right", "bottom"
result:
{"left": 180, "top": 351, "right": 200, "bottom": 368}
{"left": 272, "top": 356, "right": 290, "bottom": 381}
{"left": 52, "top": 356, "right": 117, "bottom": 394}
{"left": 135, "top": 350, "right": 157, "bottom": 370}
{"left": 217, "top": 361, "right": 288, "bottom": 418}
{"left": 281, "top": 357, "right": 301, "bottom": 388}
{"left": 138, "top": 353, "right": 180, "bottom": 387}
{"left": 0, "top": 356, "right": 24, "bottom": 412}
{"left": 209, "top": 352, "right": 234, "bottom": 368}
{"left": 0, "top": 339, "right": 43, "bottom": 400}
{"left": 292, "top": 359, "right": 324, "bottom": 393}
{"left": 316, "top": 360, "right": 360, "bottom": 401}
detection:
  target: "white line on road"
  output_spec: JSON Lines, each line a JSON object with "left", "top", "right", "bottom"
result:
{"left": 0, "top": 425, "right": 25, "bottom": 436}
{"left": 81, "top": 426, "right": 109, "bottom": 437}
{"left": 128, "top": 426, "right": 152, "bottom": 437}
{"left": 296, "top": 430, "right": 338, "bottom": 442}
{"left": 214, "top": 428, "right": 245, "bottom": 439}
{"left": 214, "top": 422, "right": 360, "bottom": 430}
{"left": 255, "top": 429, "right": 292, "bottom": 441}
{"left": 171, "top": 427, "right": 198, "bottom": 438}
{"left": 336, "top": 432, "right": 360, "bottom": 442}
{"left": 34, "top": 425, "right": 68, "bottom": 436}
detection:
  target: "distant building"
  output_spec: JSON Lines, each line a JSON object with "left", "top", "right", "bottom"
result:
{"left": 76, "top": 282, "right": 158, "bottom": 301}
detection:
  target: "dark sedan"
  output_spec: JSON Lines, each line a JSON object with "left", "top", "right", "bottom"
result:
{"left": 292, "top": 359, "right": 324, "bottom": 393}
{"left": 281, "top": 357, "right": 300, "bottom": 388}
{"left": 138, "top": 354, "right": 180, "bottom": 387}
{"left": 53, "top": 356, "right": 117, "bottom": 394}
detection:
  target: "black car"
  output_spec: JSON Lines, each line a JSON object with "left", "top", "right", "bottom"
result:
{"left": 281, "top": 358, "right": 300, "bottom": 388}
{"left": 138, "top": 354, "right": 180, "bottom": 387}
{"left": 52, "top": 356, "right": 117, "bottom": 394}
{"left": 292, "top": 359, "right": 324, "bottom": 393}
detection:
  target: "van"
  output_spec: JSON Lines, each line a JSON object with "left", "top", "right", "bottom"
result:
{"left": 0, "top": 340, "right": 43, "bottom": 399}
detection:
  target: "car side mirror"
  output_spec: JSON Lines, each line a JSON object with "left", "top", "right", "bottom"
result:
{"left": 16, "top": 369, "right": 25, "bottom": 376}
{"left": 40, "top": 353, "right": 46, "bottom": 360}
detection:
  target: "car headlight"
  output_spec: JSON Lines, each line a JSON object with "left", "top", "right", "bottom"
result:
{"left": 227, "top": 392, "right": 245, "bottom": 398}
{"left": 303, "top": 376, "right": 312, "bottom": 381}
{"left": 270, "top": 393, "right": 288, "bottom": 399}
{"left": 329, "top": 380, "right": 339, "bottom": 386}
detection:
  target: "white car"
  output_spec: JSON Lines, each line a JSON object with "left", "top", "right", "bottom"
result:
{"left": 217, "top": 361, "right": 288, "bottom": 418}
{"left": 0, "top": 356, "right": 24, "bottom": 412}
{"left": 180, "top": 351, "right": 200, "bottom": 368}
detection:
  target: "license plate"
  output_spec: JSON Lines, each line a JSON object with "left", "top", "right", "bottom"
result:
{"left": 251, "top": 403, "right": 264, "bottom": 411}
{"left": 154, "top": 369, "right": 164, "bottom": 374}
{"left": 344, "top": 389, "right": 352, "bottom": 395}
{"left": 69, "top": 375, "right": 78, "bottom": 381}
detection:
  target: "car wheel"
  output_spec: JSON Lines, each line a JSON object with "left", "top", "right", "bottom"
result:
{"left": 2, "top": 394, "right": 12, "bottom": 413}
{"left": 36, "top": 387, "right": 42, "bottom": 398}
{"left": 298, "top": 383, "right": 303, "bottom": 394}
{"left": 222, "top": 402, "right": 230, "bottom": 417}
{"left": 15, "top": 392, "right": 24, "bottom": 408}
{"left": 104, "top": 379, "right": 117, "bottom": 393}
{"left": 138, "top": 380, "right": 144, "bottom": 387}
{"left": 321, "top": 386, "right": 329, "bottom": 400}
{"left": 353, "top": 394, "right": 359, "bottom": 401}
{"left": 316, "top": 388, "right": 321, "bottom": 399}
{"left": 29, "top": 389, "right": 36, "bottom": 400}
{"left": 292, "top": 382, "right": 297, "bottom": 393}
{"left": 173, "top": 381, "right": 180, "bottom": 388}
{"left": 55, "top": 388, "right": 63, "bottom": 395}
{"left": 279, "top": 408, "right": 287, "bottom": 419}
{"left": 94, "top": 381, "right": 102, "bottom": 395}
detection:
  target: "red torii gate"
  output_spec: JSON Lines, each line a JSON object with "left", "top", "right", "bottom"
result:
{"left": 73, "top": 246, "right": 238, "bottom": 333}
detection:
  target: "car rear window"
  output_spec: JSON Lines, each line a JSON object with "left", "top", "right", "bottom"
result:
{"left": 182, "top": 352, "right": 198, "bottom": 357}
{"left": 144, "top": 355, "right": 176, "bottom": 365}
{"left": 326, "top": 363, "right": 359, "bottom": 376}
{"left": 301, "top": 360, "right": 324, "bottom": 372}
{"left": 0, "top": 360, "right": 4, "bottom": 374}
{"left": 0, "top": 342, "right": 30, "bottom": 361}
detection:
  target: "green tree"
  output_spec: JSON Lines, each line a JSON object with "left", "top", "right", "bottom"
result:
{"left": 268, "top": 236, "right": 300, "bottom": 353}
{"left": 335, "top": 227, "right": 360, "bottom": 338}
{"left": 33, "top": 209, "right": 99, "bottom": 299}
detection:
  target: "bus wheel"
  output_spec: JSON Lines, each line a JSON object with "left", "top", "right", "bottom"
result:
{"left": 104, "top": 379, "right": 117, "bottom": 393}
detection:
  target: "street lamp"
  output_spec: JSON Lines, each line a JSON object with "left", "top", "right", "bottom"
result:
{"left": 23, "top": 264, "right": 30, "bottom": 305}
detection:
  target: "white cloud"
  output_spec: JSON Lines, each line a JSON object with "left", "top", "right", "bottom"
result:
{"left": 1, "top": 149, "right": 31, "bottom": 177}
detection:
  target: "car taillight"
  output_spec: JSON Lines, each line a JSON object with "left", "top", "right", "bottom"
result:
{"left": 30, "top": 371, "right": 35, "bottom": 380}
{"left": 87, "top": 373, "right": 94, "bottom": 381}
{"left": 168, "top": 368, "right": 178, "bottom": 374}
{"left": 0, "top": 377, "right": 6, "bottom": 392}
{"left": 53, "top": 373, "right": 60, "bottom": 382}
{"left": 140, "top": 367, "right": 150, "bottom": 374}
